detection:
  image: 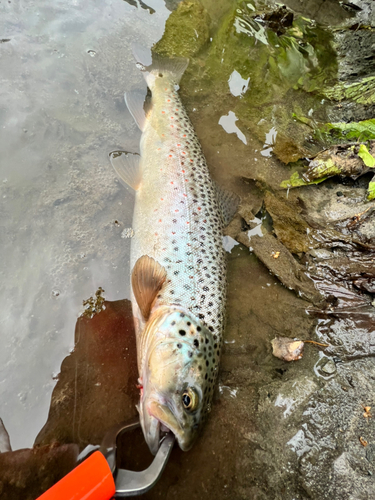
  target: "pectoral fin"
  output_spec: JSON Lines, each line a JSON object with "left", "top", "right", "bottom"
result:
{"left": 125, "top": 91, "right": 148, "bottom": 131}
{"left": 109, "top": 151, "right": 141, "bottom": 190}
{"left": 214, "top": 181, "right": 240, "bottom": 226}
{"left": 131, "top": 256, "right": 167, "bottom": 321}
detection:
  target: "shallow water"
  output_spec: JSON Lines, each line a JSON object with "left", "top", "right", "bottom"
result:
{"left": 1, "top": 0, "right": 374, "bottom": 499}
{"left": 0, "top": 0, "right": 170, "bottom": 449}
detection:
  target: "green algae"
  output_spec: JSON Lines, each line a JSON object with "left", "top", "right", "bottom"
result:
{"left": 322, "top": 76, "right": 375, "bottom": 106}
{"left": 358, "top": 144, "right": 375, "bottom": 168}
{"left": 153, "top": 0, "right": 340, "bottom": 164}
{"left": 203, "top": 2, "right": 337, "bottom": 163}
{"left": 153, "top": 0, "right": 210, "bottom": 58}
{"left": 317, "top": 119, "right": 375, "bottom": 143}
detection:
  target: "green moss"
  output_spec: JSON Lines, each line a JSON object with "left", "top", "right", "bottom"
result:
{"left": 317, "top": 119, "right": 375, "bottom": 143}
{"left": 368, "top": 180, "right": 375, "bottom": 201}
{"left": 201, "top": 2, "right": 337, "bottom": 163}
{"left": 156, "top": 1, "right": 339, "bottom": 164}
{"left": 153, "top": 0, "right": 210, "bottom": 58}
{"left": 322, "top": 76, "right": 375, "bottom": 105}
{"left": 358, "top": 144, "right": 375, "bottom": 168}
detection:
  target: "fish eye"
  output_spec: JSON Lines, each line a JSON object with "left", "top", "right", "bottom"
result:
{"left": 182, "top": 388, "right": 198, "bottom": 411}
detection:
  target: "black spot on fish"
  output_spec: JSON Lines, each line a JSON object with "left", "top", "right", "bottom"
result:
{"left": 193, "top": 339, "right": 199, "bottom": 347}
{"left": 179, "top": 330, "right": 186, "bottom": 336}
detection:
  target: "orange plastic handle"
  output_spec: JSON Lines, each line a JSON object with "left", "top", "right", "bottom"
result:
{"left": 37, "top": 450, "right": 116, "bottom": 500}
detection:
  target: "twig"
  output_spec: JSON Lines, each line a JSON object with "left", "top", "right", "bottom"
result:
{"left": 304, "top": 340, "right": 330, "bottom": 347}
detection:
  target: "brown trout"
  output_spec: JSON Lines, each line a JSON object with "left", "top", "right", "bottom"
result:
{"left": 110, "top": 51, "right": 237, "bottom": 454}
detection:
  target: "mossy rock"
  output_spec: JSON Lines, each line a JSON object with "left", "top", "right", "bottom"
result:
{"left": 316, "top": 119, "right": 375, "bottom": 144}
{"left": 322, "top": 76, "right": 375, "bottom": 106}
{"left": 264, "top": 191, "right": 311, "bottom": 254}
{"left": 153, "top": 0, "right": 211, "bottom": 58}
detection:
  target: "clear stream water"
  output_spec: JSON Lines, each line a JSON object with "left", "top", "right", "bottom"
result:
{"left": 0, "top": 0, "right": 173, "bottom": 450}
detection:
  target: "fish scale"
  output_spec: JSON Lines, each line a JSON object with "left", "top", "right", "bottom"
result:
{"left": 132, "top": 76, "right": 226, "bottom": 361}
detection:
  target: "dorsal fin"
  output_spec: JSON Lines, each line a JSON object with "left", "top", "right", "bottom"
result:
{"left": 109, "top": 151, "right": 141, "bottom": 190}
{"left": 214, "top": 181, "right": 240, "bottom": 226}
{"left": 131, "top": 256, "right": 167, "bottom": 321}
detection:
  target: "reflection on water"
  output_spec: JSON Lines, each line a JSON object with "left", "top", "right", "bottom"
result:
{"left": 0, "top": 0, "right": 169, "bottom": 450}
{"left": 218, "top": 110, "right": 247, "bottom": 145}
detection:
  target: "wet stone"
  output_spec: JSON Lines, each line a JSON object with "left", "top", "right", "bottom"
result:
{"left": 321, "top": 359, "right": 336, "bottom": 375}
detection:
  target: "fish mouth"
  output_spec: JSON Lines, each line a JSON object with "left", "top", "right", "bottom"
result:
{"left": 143, "top": 400, "right": 189, "bottom": 454}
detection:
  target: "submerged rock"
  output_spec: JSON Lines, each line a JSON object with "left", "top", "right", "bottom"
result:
{"left": 153, "top": 0, "right": 210, "bottom": 58}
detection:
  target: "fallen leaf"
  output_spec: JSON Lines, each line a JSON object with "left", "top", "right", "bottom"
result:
{"left": 271, "top": 337, "right": 304, "bottom": 362}
{"left": 359, "top": 436, "right": 368, "bottom": 447}
{"left": 273, "top": 251, "right": 280, "bottom": 259}
{"left": 362, "top": 405, "right": 372, "bottom": 419}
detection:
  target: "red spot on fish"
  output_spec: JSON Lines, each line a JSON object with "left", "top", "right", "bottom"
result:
{"left": 172, "top": 232, "right": 176, "bottom": 234}
{"left": 169, "top": 154, "right": 172, "bottom": 158}
{"left": 155, "top": 233, "right": 158, "bottom": 236}
{"left": 189, "top": 276, "right": 193, "bottom": 279}
{"left": 170, "top": 125, "right": 174, "bottom": 128}
{"left": 190, "top": 159, "right": 193, "bottom": 162}
{"left": 185, "top": 179, "right": 188, "bottom": 182}
{"left": 175, "top": 109, "right": 179, "bottom": 111}
{"left": 182, "top": 170, "right": 185, "bottom": 173}
{"left": 175, "top": 209, "right": 179, "bottom": 212}
{"left": 198, "top": 207, "right": 201, "bottom": 210}
{"left": 170, "top": 181, "right": 174, "bottom": 184}
{"left": 162, "top": 111, "right": 165, "bottom": 114}
{"left": 171, "top": 116, "right": 174, "bottom": 119}
{"left": 186, "top": 221, "right": 190, "bottom": 224}
{"left": 157, "top": 148, "right": 161, "bottom": 151}
{"left": 177, "top": 144, "right": 181, "bottom": 147}
{"left": 161, "top": 198, "right": 164, "bottom": 201}
{"left": 159, "top": 219, "right": 162, "bottom": 222}
{"left": 162, "top": 134, "right": 165, "bottom": 137}
{"left": 183, "top": 134, "right": 186, "bottom": 137}
{"left": 182, "top": 151, "right": 186, "bottom": 155}
{"left": 167, "top": 99, "right": 171, "bottom": 102}
{"left": 183, "top": 194, "right": 187, "bottom": 197}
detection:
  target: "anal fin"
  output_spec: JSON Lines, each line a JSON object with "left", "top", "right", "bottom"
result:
{"left": 109, "top": 151, "right": 141, "bottom": 190}
{"left": 131, "top": 256, "right": 167, "bottom": 321}
{"left": 214, "top": 181, "right": 240, "bottom": 226}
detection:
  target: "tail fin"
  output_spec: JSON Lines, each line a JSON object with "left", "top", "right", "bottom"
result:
{"left": 132, "top": 43, "right": 189, "bottom": 86}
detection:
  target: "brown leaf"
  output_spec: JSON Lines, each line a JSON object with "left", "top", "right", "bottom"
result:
{"left": 359, "top": 436, "right": 368, "bottom": 447}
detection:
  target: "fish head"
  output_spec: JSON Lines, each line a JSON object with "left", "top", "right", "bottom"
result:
{"left": 138, "top": 307, "right": 218, "bottom": 454}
